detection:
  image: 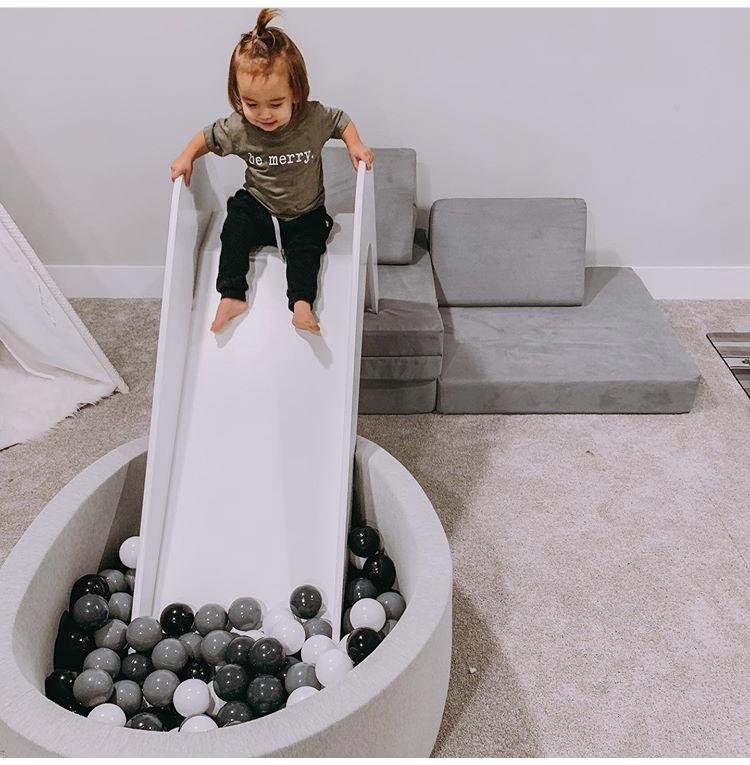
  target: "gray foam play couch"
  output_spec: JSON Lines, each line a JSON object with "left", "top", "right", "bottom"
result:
{"left": 322, "top": 148, "right": 700, "bottom": 415}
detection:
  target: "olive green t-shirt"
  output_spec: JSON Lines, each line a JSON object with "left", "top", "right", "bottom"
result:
{"left": 202, "top": 100, "right": 351, "bottom": 220}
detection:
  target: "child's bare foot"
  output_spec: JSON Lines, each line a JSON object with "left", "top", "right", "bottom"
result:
{"left": 292, "top": 300, "right": 320, "bottom": 333}
{"left": 210, "top": 297, "right": 247, "bottom": 333}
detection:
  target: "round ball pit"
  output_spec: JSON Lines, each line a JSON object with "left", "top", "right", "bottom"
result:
{"left": 0, "top": 436, "right": 452, "bottom": 756}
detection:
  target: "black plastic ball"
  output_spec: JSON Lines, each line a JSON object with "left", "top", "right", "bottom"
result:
{"left": 226, "top": 636, "right": 255, "bottom": 668}
{"left": 289, "top": 585, "right": 322, "bottom": 619}
{"left": 346, "top": 627, "right": 382, "bottom": 665}
{"left": 246, "top": 674, "right": 286, "bottom": 716}
{"left": 54, "top": 612, "right": 96, "bottom": 672}
{"left": 345, "top": 577, "right": 378, "bottom": 607}
{"left": 179, "top": 659, "right": 214, "bottom": 683}
{"left": 214, "top": 663, "right": 250, "bottom": 701}
{"left": 121, "top": 653, "right": 154, "bottom": 684}
{"left": 348, "top": 526, "right": 381, "bottom": 558}
{"left": 44, "top": 669, "right": 78, "bottom": 707}
{"left": 248, "top": 637, "right": 284, "bottom": 676}
{"left": 217, "top": 700, "right": 254, "bottom": 727}
{"left": 150, "top": 703, "right": 184, "bottom": 731}
{"left": 159, "top": 603, "right": 195, "bottom": 637}
{"left": 126, "top": 712, "right": 164, "bottom": 731}
{"left": 362, "top": 552, "right": 396, "bottom": 593}
{"left": 71, "top": 593, "right": 110, "bottom": 632}
{"left": 69, "top": 574, "right": 110, "bottom": 611}
{"left": 278, "top": 655, "right": 301, "bottom": 683}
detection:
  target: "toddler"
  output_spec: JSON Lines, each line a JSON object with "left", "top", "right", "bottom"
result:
{"left": 170, "top": 7, "right": 374, "bottom": 333}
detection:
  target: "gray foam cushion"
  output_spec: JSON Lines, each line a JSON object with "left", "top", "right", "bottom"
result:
{"left": 436, "top": 267, "right": 700, "bottom": 414}
{"left": 358, "top": 380, "right": 437, "bottom": 415}
{"left": 429, "top": 198, "right": 587, "bottom": 307}
{"left": 322, "top": 146, "right": 417, "bottom": 265}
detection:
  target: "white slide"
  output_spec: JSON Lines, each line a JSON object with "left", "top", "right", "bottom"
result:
{"left": 133, "top": 155, "right": 378, "bottom": 641}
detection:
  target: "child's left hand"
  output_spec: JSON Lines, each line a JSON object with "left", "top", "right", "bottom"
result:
{"left": 349, "top": 143, "right": 374, "bottom": 171}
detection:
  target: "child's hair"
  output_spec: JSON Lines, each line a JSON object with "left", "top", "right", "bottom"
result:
{"left": 227, "top": 8, "right": 310, "bottom": 117}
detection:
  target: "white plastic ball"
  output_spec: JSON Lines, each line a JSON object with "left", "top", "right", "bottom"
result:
{"left": 246, "top": 629, "right": 265, "bottom": 640}
{"left": 349, "top": 598, "right": 386, "bottom": 631}
{"left": 263, "top": 602, "right": 297, "bottom": 631}
{"left": 118, "top": 536, "right": 140, "bottom": 569}
{"left": 179, "top": 714, "right": 218, "bottom": 733}
{"left": 300, "top": 634, "right": 336, "bottom": 666}
{"left": 271, "top": 618, "right": 306, "bottom": 654}
{"left": 88, "top": 703, "right": 126, "bottom": 726}
{"left": 315, "top": 648, "right": 353, "bottom": 687}
{"left": 287, "top": 685, "right": 320, "bottom": 706}
{"left": 349, "top": 550, "right": 367, "bottom": 569}
{"left": 173, "top": 678, "right": 210, "bottom": 718}
{"left": 338, "top": 634, "right": 350, "bottom": 653}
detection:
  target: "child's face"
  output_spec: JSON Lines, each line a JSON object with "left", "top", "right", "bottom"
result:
{"left": 237, "top": 61, "right": 295, "bottom": 132}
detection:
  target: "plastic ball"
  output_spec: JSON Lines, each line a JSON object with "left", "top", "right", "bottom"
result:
{"left": 54, "top": 613, "right": 95, "bottom": 672}
{"left": 377, "top": 591, "right": 406, "bottom": 621}
{"left": 108, "top": 593, "right": 132, "bottom": 623}
{"left": 248, "top": 637, "right": 285, "bottom": 675}
{"left": 349, "top": 551, "right": 368, "bottom": 569}
{"left": 213, "top": 663, "right": 250, "bottom": 702}
{"left": 207, "top": 678, "right": 226, "bottom": 713}
{"left": 179, "top": 714, "right": 218, "bottom": 733}
{"left": 124, "top": 569, "right": 136, "bottom": 593}
{"left": 226, "top": 636, "right": 255, "bottom": 667}
{"left": 245, "top": 629, "right": 265, "bottom": 641}
{"left": 216, "top": 700, "right": 254, "bottom": 727}
{"left": 263, "top": 602, "right": 297, "bottom": 632}
{"left": 172, "top": 678, "right": 211, "bottom": 717}
{"left": 125, "top": 712, "right": 163, "bottom": 731}
{"left": 200, "top": 630, "right": 233, "bottom": 666}
{"left": 69, "top": 575, "right": 110, "bottom": 611}
{"left": 362, "top": 552, "right": 396, "bottom": 594}
{"left": 346, "top": 627, "right": 382, "bottom": 665}
{"left": 300, "top": 635, "right": 336, "bottom": 666}
{"left": 194, "top": 603, "right": 228, "bottom": 636}
{"left": 150, "top": 703, "right": 184, "bottom": 731}
{"left": 278, "top": 655, "right": 301, "bottom": 683}
{"left": 283, "top": 661, "right": 321, "bottom": 694}
{"left": 338, "top": 634, "right": 350, "bottom": 653}
{"left": 289, "top": 585, "right": 323, "bottom": 619}
{"left": 286, "top": 685, "right": 319, "bottom": 706}
{"left": 142, "top": 669, "right": 180, "bottom": 707}
{"left": 159, "top": 602, "right": 195, "bottom": 637}
{"left": 88, "top": 703, "right": 126, "bottom": 726}
{"left": 94, "top": 619, "right": 128, "bottom": 653}
{"left": 270, "top": 618, "right": 306, "bottom": 654}
{"left": 121, "top": 652, "right": 153, "bottom": 684}
{"left": 228, "top": 597, "right": 262, "bottom": 631}
{"left": 71, "top": 594, "right": 110, "bottom": 632}
{"left": 126, "top": 616, "right": 163, "bottom": 652}
{"left": 348, "top": 525, "right": 381, "bottom": 558}
{"left": 342, "top": 607, "right": 353, "bottom": 634}
{"left": 73, "top": 668, "right": 113, "bottom": 707}
{"left": 345, "top": 577, "right": 378, "bottom": 607}
{"left": 179, "top": 660, "right": 214, "bottom": 683}
{"left": 152, "top": 638, "right": 189, "bottom": 672}
{"left": 112, "top": 679, "right": 142, "bottom": 717}
{"left": 99, "top": 569, "right": 128, "bottom": 594}
{"left": 380, "top": 619, "right": 398, "bottom": 638}
{"left": 349, "top": 598, "right": 386, "bottom": 632}
{"left": 45, "top": 669, "right": 78, "bottom": 707}
{"left": 303, "top": 617, "right": 333, "bottom": 640}
{"left": 315, "top": 648, "right": 353, "bottom": 687}
{"left": 178, "top": 632, "right": 203, "bottom": 661}
{"left": 118, "top": 536, "right": 140, "bottom": 569}
{"left": 83, "top": 647, "right": 121, "bottom": 678}
{"left": 246, "top": 675, "right": 286, "bottom": 716}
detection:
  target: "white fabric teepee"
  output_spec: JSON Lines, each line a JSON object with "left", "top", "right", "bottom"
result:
{"left": 0, "top": 202, "right": 128, "bottom": 450}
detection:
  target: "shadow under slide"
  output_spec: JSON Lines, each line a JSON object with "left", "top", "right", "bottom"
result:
{"left": 133, "top": 158, "right": 378, "bottom": 641}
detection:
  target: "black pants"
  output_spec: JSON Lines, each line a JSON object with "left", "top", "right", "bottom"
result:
{"left": 216, "top": 188, "right": 334, "bottom": 311}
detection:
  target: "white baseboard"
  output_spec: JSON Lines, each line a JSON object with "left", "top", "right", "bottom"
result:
{"left": 47, "top": 264, "right": 750, "bottom": 301}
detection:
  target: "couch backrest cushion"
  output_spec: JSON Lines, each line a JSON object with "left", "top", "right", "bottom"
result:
{"left": 428, "top": 198, "right": 587, "bottom": 306}
{"left": 322, "top": 147, "right": 416, "bottom": 265}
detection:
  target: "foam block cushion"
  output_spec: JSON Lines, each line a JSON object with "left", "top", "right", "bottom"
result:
{"left": 436, "top": 268, "right": 700, "bottom": 414}
{"left": 358, "top": 380, "right": 437, "bottom": 414}
{"left": 429, "top": 197, "right": 587, "bottom": 306}
{"left": 322, "top": 147, "right": 417, "bottom": 264}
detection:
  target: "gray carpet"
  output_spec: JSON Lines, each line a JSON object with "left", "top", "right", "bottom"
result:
{"left": 1, "top": 298, "right": 749, "bottom": 756}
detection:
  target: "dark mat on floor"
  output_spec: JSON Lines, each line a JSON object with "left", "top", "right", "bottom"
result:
{"left": 707, "top": 332, "right": 750, "bottom": 398}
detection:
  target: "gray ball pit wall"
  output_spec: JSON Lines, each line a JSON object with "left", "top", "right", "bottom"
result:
{"left": 0, "top": 435, "right": 452, "bottom": 757}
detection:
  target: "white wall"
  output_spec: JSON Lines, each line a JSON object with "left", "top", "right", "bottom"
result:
{"left": 1, "top": 8, "right": 748, "bottom": 298}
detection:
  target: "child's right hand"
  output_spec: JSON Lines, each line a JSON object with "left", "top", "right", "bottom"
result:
{"left": 170, "top": 153, "right": 194, "bottom": 187}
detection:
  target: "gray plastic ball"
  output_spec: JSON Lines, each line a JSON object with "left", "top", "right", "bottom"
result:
{"left": 178, "top": 632, "right": 203, "bottom": 660}
{"left": 342, "top": 607, "right": 353, "bottom": 634}
{"left": 142, "top": 669, "right": 180, "bottom": 707}
{"left": 303, "top": 618, "right": 333, "bottom": 639}
{"left": 126, "top": 616, "right": 163, "bottom": 652}
{"left": 71, "top": 593, "right": 110, "bottom": 632}
{"left": 99, "top": 569, "right": 128, "bottom": 594}
{"left": 380, "top": 619, "right": 398, "bottom": 637}
{"left": 124, "top": 569, "right": 136, "bottom": 593}
{"left": 94, "top": 619, "right": 128, "bottom": 653}
{"left": 113, "top": 679, "right": 142, "bottom": 717}
{"left": 151, "top": 638, "right": 188, "bottom": 672}
{"left": 228, "top": 597, "right": 262, "bottom": 631}
{"left": 377, "top": 591, "right": 406, "bottom": 621}
{"left": 73, "top": 668, "right": 113, "bottom": 707}
{"left": 200, "top": 630, "right": 234, "bottom": 666}
{"left": 83, "top": 647, "right": 121, "bottom": 679}
{"left": 283, "top": 661, "right": 321, "bottom": 694}
{"left": 194, "top": 603, "right": 228, "bottom": 636}
{"left": 108, "top": 592, "right": 133, "bottom": 623}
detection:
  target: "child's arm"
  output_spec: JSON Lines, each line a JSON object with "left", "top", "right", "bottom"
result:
{"left": 170, "top": 131, "right": 210, "bottom": 187}
{"left": 340, "top": 122, "right": 374, "bottom": 171}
